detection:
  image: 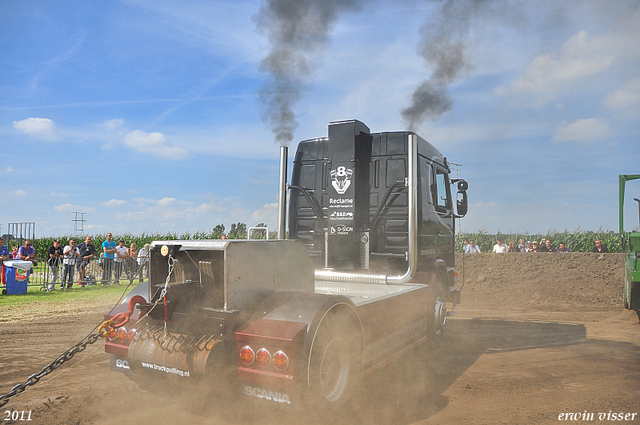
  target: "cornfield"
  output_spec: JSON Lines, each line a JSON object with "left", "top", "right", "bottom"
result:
{"left": 11, "top": 227, "right": 624, "bottom": 259}
{"left": 456, "top": 228, "right": 622, "bottom": 253}
{"left": 11, "top": 224, "right": 272, "bottom": 260}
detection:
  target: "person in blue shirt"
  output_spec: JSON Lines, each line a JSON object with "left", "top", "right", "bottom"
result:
{"left": 0, "top": 237, "right": 10, "bottom": 262}
{"left": 101, "top": 233, "right": 117, "bottom": 285}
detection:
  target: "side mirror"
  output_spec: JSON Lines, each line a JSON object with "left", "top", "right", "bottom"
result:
{"left": 451, "top": 179, "right": 468, "bottom": 217}
{"left": 456, "top": 190, "right": 468, "bottom": 217}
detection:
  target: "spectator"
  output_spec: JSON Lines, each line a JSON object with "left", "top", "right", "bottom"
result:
{"left": 524, "top": 241, "right": 533, "bottom": 252}
{"left": 464, "top": 239, "right": 481, "bottom": 253}
{"left": 557, "top": 242, "right": 571, "bottom": 253}
{"left": 531, "top": 241, "right": 540, "bottom": 252}
{"left": 61, "top": 239, "right": 79, "bottom": 289}
{"left": 507, "top": 240, "right": 520, "bottom": 252}
{"left": 101, "top": 232, "right": 117, "bottom": 285}
{"left": 0, "top": 237, "right": 10, "bottom": 262}
{"left": 127, "top": 243, "right": 138, "bottom": 280}
{"left": 136, "top": 243, "right": 150, "bottom": 282}
{"left": 541, "top": 239, "right": 554, "bottom": 252}
{"left": 47, "top": 239, "right": 63, "bottom": 291}
{"left": 592, "top": 240, "right": 609, "bottom": 253}
{"left": 76, "top": 236, "right": 96, "bottom": 286}
{"left": 492, "top": 238, "right": 508, "bottom": 253}
{"left": 114, "top": 239, "right": 129, "bottom": 283}
{"left": 518, "top": 238, "right": 526, "bottom": 252}
{"left": 462, "top": 238, "right": 469, "bottom": 252}
{"left": 0, "top": 237, "right": 10, "bottom": 286}
{"left": 18, "top": 240, "right": 37, "bottom": 265}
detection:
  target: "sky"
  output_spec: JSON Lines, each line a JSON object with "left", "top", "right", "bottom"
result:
{"left": 1, "top": 0, "right": 640, "bottom": 238}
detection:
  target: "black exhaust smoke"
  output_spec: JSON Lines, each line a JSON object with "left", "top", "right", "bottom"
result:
{"left": 255, "top": 0, "right": 368, "bottom": 144}
{"left": 402, "top": 0, "right": 510, "bottom": 130}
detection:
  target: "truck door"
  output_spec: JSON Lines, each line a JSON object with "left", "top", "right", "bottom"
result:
{"left": 433, "top": 165, "right": 454, "bottom": 260}
{"left": 419, "top": 160, "right": 453, "bottom": 261}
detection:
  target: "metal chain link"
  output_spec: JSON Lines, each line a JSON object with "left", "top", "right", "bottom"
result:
{"left": 0, "top": 253, "right": 176, "bottom": 408}
{"left": 0, "top": 325, "right": 108, "bottom": 408}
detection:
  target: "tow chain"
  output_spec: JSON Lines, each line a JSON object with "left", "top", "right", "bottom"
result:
{"left": 0, "top": 320, "right": 114, "bottom": 408}
{"left": 0, "top": 254, "right": 175, "bottom": 408}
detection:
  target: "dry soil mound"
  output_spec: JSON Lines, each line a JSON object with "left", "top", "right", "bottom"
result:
{"left": 454, "top": 252, "right": 624, "bottom": 313}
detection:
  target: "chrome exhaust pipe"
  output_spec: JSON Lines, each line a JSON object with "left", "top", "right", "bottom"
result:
{"left": 277, "top": 146, "right": 288, "bottom": 240}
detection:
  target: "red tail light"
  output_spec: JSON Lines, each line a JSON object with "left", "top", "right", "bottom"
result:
{"left": 256, "top": 348, "right": 271, "bottom": 368}
{"left": 272, "top": 351, "right": 289, "bottom": 371}
{"left": 239, "top": 346, "right": 255, "bottom": 365}
{"left": 116, "top": 327, "right": 128, "bottom": 344}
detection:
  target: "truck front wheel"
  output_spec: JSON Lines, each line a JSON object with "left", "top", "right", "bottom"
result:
{"left": 427, "top": 282, "right": 447, "bottom": 343}
{"left": 308, "top": 314, "right": 361, "bottom": 405}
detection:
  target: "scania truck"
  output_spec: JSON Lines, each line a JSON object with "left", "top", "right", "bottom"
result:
{"left": 104, "top": 119, "right": 469, "bottom": 406}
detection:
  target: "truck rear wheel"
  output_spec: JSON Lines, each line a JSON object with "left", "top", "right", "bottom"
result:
{"left": 427, "top": 282, "right": 447, "bottom": 343}
{"left": 308, "top": 314, "right": 361, "bottom": 405}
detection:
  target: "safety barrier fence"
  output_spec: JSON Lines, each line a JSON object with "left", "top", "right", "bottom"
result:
{"left": 2, "top": 257, "right": 148, "bottom": 291}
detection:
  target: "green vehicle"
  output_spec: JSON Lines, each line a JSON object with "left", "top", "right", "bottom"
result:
{"left": 619, "top": 174, "right": 640, "bottom": 320}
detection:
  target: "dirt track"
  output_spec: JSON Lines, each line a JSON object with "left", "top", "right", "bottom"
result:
{"left": 1, "top": 253, "right": 639, "bottom": 424}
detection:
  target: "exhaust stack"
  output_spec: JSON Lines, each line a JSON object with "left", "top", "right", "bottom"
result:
{"left": 277, "top": 146, "right": 288, "bottom": 239}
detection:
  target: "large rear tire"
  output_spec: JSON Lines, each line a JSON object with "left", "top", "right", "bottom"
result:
{"left": 307, "top": 313, "right": 361, "bottom": 406}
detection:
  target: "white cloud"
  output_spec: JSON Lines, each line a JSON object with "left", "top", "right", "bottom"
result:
{"left": 14, "top": 190, "right": 27, "bottom": 197}
{"left": 124, "top": 130, "right": 189, "bottom": 160}
{"left": 157, "top": 197, "right": 177, "bottom": 207}
{"left": 251, "top": 203, "right": 278, "bottom": 228}
{"left": 12, "top": 117, "right": 57, "bottom": 140}
{"left": 54, "top": 203, "right": 97, "bottom": 213}
{"left": 495, "top": 31, "right": 616, "bottom": 108}
{"left": 49, "top": 192, "right": 69, "bottom": 197}
{"left": 552, "top": 118, "right": 612, "bottom": 142}
{"left": 102, "top": 199, "right": 128, "bottom": 207}
{"left": 604, "top": 78, "right": 640, "bottom": 110}
{"left": 133, "top": 197, "right": 156, "bottom": 204}
{"left": 6, "top": 167, "right": 15, "bottom": 173}
{"left": 194, "top": 201, "right": 225, "bottom": 214}
{"left": 100, "top": 118, "right": 125, "bottom": 131}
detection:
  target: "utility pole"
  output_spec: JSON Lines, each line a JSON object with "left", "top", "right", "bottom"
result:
{"left": 73, "top": 212, "right": 86, "bottom": 234}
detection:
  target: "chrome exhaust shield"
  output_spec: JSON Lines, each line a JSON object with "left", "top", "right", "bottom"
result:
{"left": 314, "top": 133, "right": 418, "bottom": 285}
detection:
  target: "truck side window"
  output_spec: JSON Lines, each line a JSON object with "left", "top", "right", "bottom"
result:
{"left": 433, "top": 168, "right": 451, "bottom": 213}
{"left": 420, "top": 159, "right": 432, "bottom": 213}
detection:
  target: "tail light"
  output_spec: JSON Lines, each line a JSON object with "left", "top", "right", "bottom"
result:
{"left": 272, "top": 351, "right": 289, "bottom": 371}
{"left": 106, "top": 326, "right": 136, "bottom": 344}
{"left": 116, "top": 327, "right": 128, "bottom": 344}
{"left": 256, "top": 348, "right": 271, "bottom": 368}
{"left": 238, "top": 346, "right": 290, "bottom": 372}
{"left": 239, "top": 346, "right": 255, "bottom": 365}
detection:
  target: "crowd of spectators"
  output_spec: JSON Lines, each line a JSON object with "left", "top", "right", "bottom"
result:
{"left": 462, "top": 238, "right": 609, "bottom": 254}
{"left": 0, "top": 234, "right": 150, "bottom": 291}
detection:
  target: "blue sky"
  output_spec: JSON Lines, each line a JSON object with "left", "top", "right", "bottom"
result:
{"left": 1, "top": 0, "right": 640, "bottom": 238}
